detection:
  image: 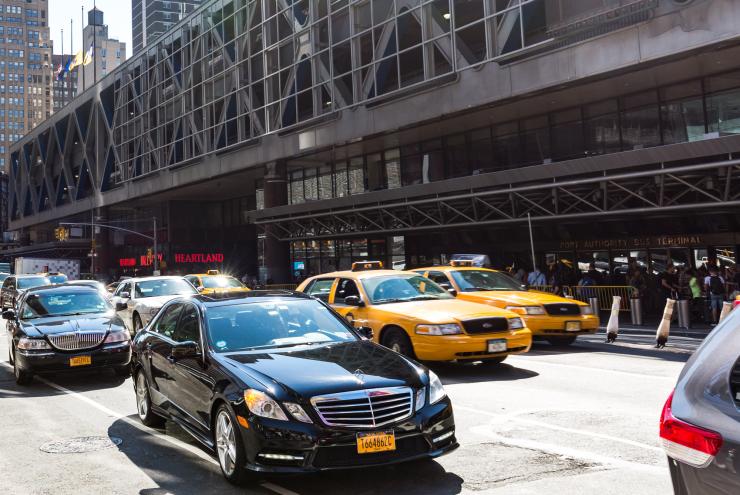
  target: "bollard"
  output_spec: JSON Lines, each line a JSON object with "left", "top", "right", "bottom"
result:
{"left": 629, "top": 297, "right": 643, "bottom": 325}
{"left": 588, "top": 297, "right": 600, "bottom": 324}
{"left": 676, "top": 299, "right": 691, "bottom": 329}
{"left": 719, "top": 301, "right": 733, "bottom": 323}
{"left": 656, "top": 299, "right": 675, "bottom": 348}
{"left": 605, "top": 295, "right": 621, "bottom": 343}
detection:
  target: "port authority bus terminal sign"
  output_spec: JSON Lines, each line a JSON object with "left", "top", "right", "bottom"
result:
{"left": 558, "top": 236, "right": 705, "bottom": 251}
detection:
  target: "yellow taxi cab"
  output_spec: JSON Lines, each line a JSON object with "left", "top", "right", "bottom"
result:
{"left": 296, "top": 261, "right": 532, "bottom": 364}
{"left": 184, "top": 270, "right": 250, "bottom": 296}
{"left": 413, "top": 261, "right": 599, "bottom": 346}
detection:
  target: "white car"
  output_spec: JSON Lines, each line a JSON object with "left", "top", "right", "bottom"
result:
{"left": 110, "top": 276, "right": 198, "bottom": 333}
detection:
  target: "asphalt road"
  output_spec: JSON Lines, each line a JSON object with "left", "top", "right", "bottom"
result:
{"left": 0, "top": 328, "right": 697, "bottom": 495}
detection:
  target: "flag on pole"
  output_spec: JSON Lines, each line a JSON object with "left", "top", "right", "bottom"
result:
{"left": 69, "top": 49, "right": 84, "bottom": 70}
{"left": 55, "top": 62, "right": 65, "bottom": 80}
{"left": 83, "top": 43, "right": 93, "bottom": 66}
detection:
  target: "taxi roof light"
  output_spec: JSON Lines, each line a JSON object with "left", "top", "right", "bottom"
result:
{"left": 206, "top": 269, "right": 220, "bottom": 275}
{"left": 351, "top": 261, "right": 383, "bottom": 272}
{"left": 449, "top": 260, "right": 474, "bottom": 267}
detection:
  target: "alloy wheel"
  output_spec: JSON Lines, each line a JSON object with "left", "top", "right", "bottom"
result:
{"left": 136, "top": 373, "right": 149, "bottom": 420}
{"left": 216, "top": 410, "right": 237, "bottom": 476}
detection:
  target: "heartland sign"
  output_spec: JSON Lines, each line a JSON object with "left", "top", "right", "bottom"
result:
{"left": 174, "top": 253, "right": 225, "bottom": 263}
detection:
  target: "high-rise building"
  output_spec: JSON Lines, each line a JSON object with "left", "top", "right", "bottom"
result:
{"left": 80, "top": 8, "right": 126, "bottom": 92}
{"left": 0, "top": 0, "right": 53, "bottom": 173}
{"left": 51, "top": 54, "right": 78, "bottom": 112}
{"left": 132, "top": 0, "right": 202, "bottom": 55}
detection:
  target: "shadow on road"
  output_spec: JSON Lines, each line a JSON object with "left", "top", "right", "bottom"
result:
{"left": 430, "top": 362, "right": 539, "bottom": 385}
{"left": 0, "top": 362, "right": 127, "bottom": 398}
{"left": 527, "top": 340, "right": 692, "bottom": 363}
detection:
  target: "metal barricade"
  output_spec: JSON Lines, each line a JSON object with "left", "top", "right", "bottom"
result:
{"left": 676, "top": 299, "right": 691, "bottom": 329}
{"left": 567, "top": 286, "right": 636, "bottom": 312}
{"left": 630, "top": 298, "right": 643, "bottom": 325}
{"left": 529, "top": 285, "right": 557, "bottom": 293}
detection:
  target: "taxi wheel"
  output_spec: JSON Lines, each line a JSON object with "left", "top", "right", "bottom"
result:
{"left": 382, "top": 328, "right": 415, "bottom": 359}
{"left": 482, "top": 356, "right": 507, "bottom": 366}
{"left": 546, "top": 336, "right": 577, "bottom": 347}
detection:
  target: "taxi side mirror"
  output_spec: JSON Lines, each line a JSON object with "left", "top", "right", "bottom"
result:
{"left": 357, "top": 326, "right": 373, "bottom": 340}
{"left": 439, "top": 283, "right": 457, "bottom": 296}
{"left": 344, "top": 295, "right": 364, "bottom": 307}
{"left": 120, "top": 291, "right": 130, "bottom": 300}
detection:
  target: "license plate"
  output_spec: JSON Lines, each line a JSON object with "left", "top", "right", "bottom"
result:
{"left": 69, "top": 356, "right": 92, "bottom": 367}
{"left": 487, "top": 339, "right": 507, "bottom": 353}
{"left": 357, "top": 431, "right": 396, "bottom": 454}
{"left": 565, "top": 321, "right": 581, "bottom": 332}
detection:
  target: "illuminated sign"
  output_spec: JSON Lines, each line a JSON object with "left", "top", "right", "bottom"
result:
{"left": 174, "top": 253, "right": 225, "bottom": 263}
{"left": 119, "top": 258, "right": 136, "bottom": 267}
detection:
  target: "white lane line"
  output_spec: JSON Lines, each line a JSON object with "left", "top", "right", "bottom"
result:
{"left": 470, "top": 425, "right": 666, "bottom": 474}
{"left": 456, "top": 404, "right": 663, "bottom": 453}
{"left": 0, "top": 362, "right": 295, "bottom": 495}
{"left": 506, "top": 357, "right": 679, "bottom": 381}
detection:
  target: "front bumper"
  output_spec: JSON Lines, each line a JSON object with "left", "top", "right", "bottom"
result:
{"left": 412, "top": 329, "right": 532, "bottom": 361}
{"left": 237, "top": 396, "right": 458, "bottom": 473}
{"left": 523, "top": 315, "right": 599, "bottom": 337}
{"left": 14, "top": 342, "right": 131, "bottom": 374}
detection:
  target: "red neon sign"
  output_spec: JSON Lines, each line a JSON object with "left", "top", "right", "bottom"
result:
{"left": 119, "top": 258, "right": 136, "bottom": 267}
{"left": 174, "top": 253, "right": 225, "bottom": 263}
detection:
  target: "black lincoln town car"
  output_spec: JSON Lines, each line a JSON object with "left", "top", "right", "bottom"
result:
{"left": 131, "top": 291, "right": 458, "bottom": 484}
{"left": 4, "top": 285, "right": 132, "bottom": 385}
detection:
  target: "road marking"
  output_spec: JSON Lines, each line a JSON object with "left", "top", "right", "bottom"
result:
{"left": 456, "top": 404, "right": 663, "bottom": 453}
{"left": 470, "top": 425, "right": 666, "bottom": 474}
{"left": 506, "top": 357, "right": 678, "bottom": 381}
{"left": 0, "top": 362, "right": 295, "bottom": 495}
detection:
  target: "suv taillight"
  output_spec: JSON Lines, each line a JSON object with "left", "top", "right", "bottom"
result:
{"left": 659, "top": 391, "right": 723, "bottom": 468}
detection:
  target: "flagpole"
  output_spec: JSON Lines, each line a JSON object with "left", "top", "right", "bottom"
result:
{"left": 70, "top": 19, "right": 74, "bottom": 97}
{"left": 93, "top": 0, "right": 97, "bottom": 85}
{"left": 81, "top": 6, "right": 86, "bottom": 92}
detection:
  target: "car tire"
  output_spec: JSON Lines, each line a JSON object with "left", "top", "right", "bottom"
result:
{"left": 132, "top": 314, "right": 143, "bottom": 335}
{"left": 214, "top": 403, "right": 256, "bottom": 486}
{"left": 12, "top": 347, "right": 32, "bottom": 386}
{"left": 113, "top": 365, "right": 130, "bottom": 378}
{"left": 135, "top": 371, "right": 165, "bottom": 428}
{"left": 482, "top": 356, "right": 507, "bottom": 366}
{"left": 546, "top": 336, "right": 577, "bottom": 346}
{"left": 382, "top": 328, "right": 415, "bottom": 359}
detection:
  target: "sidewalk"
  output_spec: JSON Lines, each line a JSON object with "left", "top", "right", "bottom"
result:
{"left": 595, "top": 312, "right": 715, "bottom": 339}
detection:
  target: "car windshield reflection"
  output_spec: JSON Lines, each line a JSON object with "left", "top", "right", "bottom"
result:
{"left": 450, "top": 270, "right": 525, "bottom": 292}
{"left": 135, "top": 279, "right": 198, "bottom": 298}
{"left": 21, "top": 291, "right": 111, "bottom": 319}
{"left": 362, "top": 275, "right": 453, "bottom": 304}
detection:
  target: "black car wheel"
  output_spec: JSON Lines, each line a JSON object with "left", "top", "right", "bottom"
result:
{"left": 132, "top": 314, "right": 143, "bottom": 334}
{"left": 12, "top": 347, "right": 32, "bottom": 386}
{"left": 546, "top": 336, "right": 577, "bottom": 346}
{"left": 483, "top": 356, "right": 507, "bottom": 366}
{"left": 382, "top": 328, "right": 415, "bottom": 358}
{"left": 135, "top": 371, "right": 165, "bottom": 428}
{"left": 214, "top": 404, "right": 255, "bottom": 486}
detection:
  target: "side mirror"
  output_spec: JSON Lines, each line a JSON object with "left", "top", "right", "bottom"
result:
{"left": 197, "top": 286, "right": 206, "bottom": 292}
{"left": 357, "top": 326, "right": 373, "bottom": 340}
{"left": 2, "top": 309, "right": 15, "bottom": 320}
{"left": 115, "top": 302, "right": 128, "bottom": 311}
{"left": 344, "top": 295, "right": 364, "bottom": 307}
{"left": 120, "top": 291, "right": 130, "bottom": 299}
{"left": 439, "top": 283, "right": 457, "bottom": 296}
{"left": 170, "top": 341, "right": 200, "bottom": 360}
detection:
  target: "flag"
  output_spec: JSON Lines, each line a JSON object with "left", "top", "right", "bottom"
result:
{"left": 83, "top": 43, "right": 93, "bottom": 66}
{"left": 55, "top": 63, "right": 64, "bottom": 80}
{"left": 69, "top": 49, "right": 84, "bottom": 70}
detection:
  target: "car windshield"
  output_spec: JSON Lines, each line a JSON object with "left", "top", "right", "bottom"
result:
{"left": 47, "top": 274, "right": 68, "bottom": 284}
{"left": 0, "top": 274, "right": 9, "bottom": 283}
{"left": 17, "top": 276, "right": 51, "bottom": 289}
{"left": 362, "top": 275, "right": 453, "bottom": 304}
{"left": 135, "top": 279, "right": 198, "bottom": 298}
{"left": 206, "top": 299, "right": 357, "bottom": 352}
{"left": 21, "top": 291, "right": 111, "bottom": 319}
{"left": 450, "top": 270, "right": 524, "bottom": 292}
{"left": 201, "top": 276, "right": 244, "bottom": 289}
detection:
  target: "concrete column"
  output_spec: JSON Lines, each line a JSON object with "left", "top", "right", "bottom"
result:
{"left": 263, "top": 161, "right": 291, "bottom": 284}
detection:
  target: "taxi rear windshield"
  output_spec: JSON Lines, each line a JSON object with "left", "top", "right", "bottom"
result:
{"left": 362, "top": 275, "right": 453, "bottom": 304}
{"left": 450, "top": 270, "right": 524, "bottom": 292}
{"left": 201, "top": 276, "right": 244, "bottom": 289}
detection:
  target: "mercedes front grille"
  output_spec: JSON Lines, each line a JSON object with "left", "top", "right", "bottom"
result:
{"left": 311, "top": 387, "right": 414, "bottom": 428}
{"left": 46, "top": 331, "right": 107, "bottom": 351}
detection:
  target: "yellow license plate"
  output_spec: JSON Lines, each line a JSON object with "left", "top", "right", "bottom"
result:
{"left": 357, "top": 431, "right": 396, "bottom": 454}
{"left": 69, "top": 356, "right": 92, "bottom": 367}
{"left": 565, "top": 321, "right": 581, "bottom": 332}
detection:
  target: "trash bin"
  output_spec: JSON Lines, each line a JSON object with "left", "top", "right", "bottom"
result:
{"left": 676, "top": 299, "right": 691, "bottom": 329}
{"left": 629, "top": 297, "right": 643, "bottom": 326}
{"left": 588, "top": 297, "right": 600, "bottom": 323}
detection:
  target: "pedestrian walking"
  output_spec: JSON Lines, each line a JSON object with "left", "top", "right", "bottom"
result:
{"left": 704, "top": 267, "right": 725, "bottom": 324}
{"left": 527, "top": 267, "right": 546, "bottom": 287}
{"left": 658, "top": 265, "right": 679, "bottom": 319}
{"left": 688, "top": 269, "right": 703, "bottom": 322}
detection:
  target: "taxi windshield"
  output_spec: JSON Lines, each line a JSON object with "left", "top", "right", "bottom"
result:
{"left": 206, "top": 299, "right": 356, "bottom": 352}
{"left": 18, "top": 276, "right": 51, "bottom": 289}
{"left": 21, "top": 291, "right": 111, "bottom": 319}
{"left": 201, "top": 276, "right": 244, "bottom": 289}
{"left": 450, "top": 270, "right": 524, "bottom": 292}
{"left": 362, "top": 275, "right": 453, "bottom": 304}
{"left": 135, "top": 279, "right": 198, "bottom": 298}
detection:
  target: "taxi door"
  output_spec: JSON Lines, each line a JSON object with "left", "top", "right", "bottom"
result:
{"left": 330, "top": 278, "right": 372, "bottom": 331}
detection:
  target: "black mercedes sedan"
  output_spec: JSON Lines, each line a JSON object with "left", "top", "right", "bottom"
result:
{"left": 4, "top": 285, "right": 132, "bottom": 385}
{"left": 131, "top": 291, "right": 458, "bottom": 485}
{"left": 660, "top": 306, "right": 740, "bottom": 494}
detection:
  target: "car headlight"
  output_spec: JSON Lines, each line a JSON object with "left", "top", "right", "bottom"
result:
{"left": 244, "top": 389, "right": 288, "bottom": 421}
{"left": 428, "top": 370, "right": 446, "bottom": 405}
{"left": 17, "top": 337, "right": 52, "bottom": 350}
{"left": 415, "top": 323, "right": 462, "bottom": 335}
{"left": 508, "top": 317, "right": 524, "bottom": 330}
{"left": 104, "top": 329, "right": 130, "bottom": 343}
{"left": 283, "top": 402, "right": 313, "bottom": 423}
{"left": 505, "top": 306, "right": 545, "bottom": 315}
{"left": 580, "top": 305, "right": 594, "bottom": 315}
{"left": 415, "top": 388, "right": 425, "bottom": 411}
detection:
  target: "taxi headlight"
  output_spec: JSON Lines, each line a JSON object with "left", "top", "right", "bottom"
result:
{"left": 580, "top": 305, "right": 594, "bottom": 315}
{"left": 244, "top": 389, "right": 288, "bottom": 421}
{"left": 415, "top": 324, "right": 462, "bottom": 336}
{"left": 508, "top": 317, "right": 525, "bottom": 330}
{"left": 17, "top": 337, "right": 51, "bottom": 350}
{"left": 505, "top": 306, "right": 545, "bottom": 315}
{"left": 428, "top": 371, "right": 446, "bottom": 405}
{"left": 104, "top": 329, "right": 130, "bottom": 343}
{"left": 283, "top": 402, "right": 313, "bottom": 424}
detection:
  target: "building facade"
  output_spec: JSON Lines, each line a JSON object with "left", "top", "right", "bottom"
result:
{"left": 79, "top": 8, "right": 126, "bottom": 92}
{"left": 0, "top": 0, "right": 52, "bottom": 173}
{"left": 8, "top": 0, "right": 740, "bottom": 284}
{"left": 132, "top": 0, "right": 203, "bottom": 55}
{"left": 51, "top": 54, "right": 78, "bottom": 112}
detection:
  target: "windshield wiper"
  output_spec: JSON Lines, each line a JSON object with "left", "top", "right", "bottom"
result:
{"left": 246, "top": 341, "right": 327, "bottom": 350}
{"left": 372, "top": 298, "right": 405, "bottom": 304}
{"left": 408, "top": 295, "right": 441, "bottom": 301}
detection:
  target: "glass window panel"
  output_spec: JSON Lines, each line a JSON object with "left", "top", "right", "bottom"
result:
{"left": 428, "top": 0, "right": 451, "bottom": 33}
{"left": 356, "top": 1, "right": 372, "bottom": 32}
{"left": 585, "top": 112, "right": 621, "bottom": 155}
{"left": 375, "top": 56, "right": 399, "bottom": 95}
{"left": 521, "top": 117, "right": 549, "bottom": 165}
{"left": 373, "top": 0, "right": 394, "bottom": 24}
{"left": 445, "top": 133, "right": 469, "bottom": 178}
{"left": 661, "top": 80, "right": 702, "bottom": 102}
{"left": 319, "top": 165, "right": 333, "bottom": 199}
{"left": 334, "top": 161, "right": 348, "bottom": 196}
{"left": 289, "top": 169, "right": 304, "bottom": 204}
{"left": 456, "top": 21, "right": 487, "bottom": 67}
{"left": 662, "top": 98, "right": 705, "bottom": 144}
{"left": 494, "top": 9, "right": 521, "bottom": 55}
{"left": 304, "top": 167, "right": 318, "bottom": 201}
{"left": 492, "top": 123, "right": 520, "bottom": 170}
{"left": 332, "top": 41, "right": 352, "bottom": 75}
{"left": 366, "top": 153, "right": 385, "bottom": 190}
{"left": 522, "top": 0, "right": 547, "bottom": 47}
{"left": 622, "top": 90, "right": 658, "bottom": 110}
{"left": 385, "top": 149, "right": 401, "bottom": 189}
{"left": 469, "top": 128, "right": 494, "bottom": 173}
{"left": 705, "top": 71, "right": 740, "bottom": 94}
{"left": 621, "top": 105, "right": 661, "bottom": 150}
{"left": 397, "top": 10, "right": 422, "bottom": 51}
{"left": 348, "top": 157, "right": 365, "bottom": 194}
{"left": 707, "top": 89, "right": 740, "bottom": 136}
{"left": 430, "top": 42, "right": 452, "bottom": 76}
{"left": 453, "top": 0, "right": 484, "bottom": 27}
{"left": 399, "top": 47, "right": 424, "bottom": 87}
{"left": 551, "top": 109, "right": 583, "bottom": 160}
{"left": 331, "top": 7, "right": 350, "bottom": 42}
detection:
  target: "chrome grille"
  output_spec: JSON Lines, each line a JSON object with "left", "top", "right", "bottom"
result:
{"left": 311, "top": 387, "right": 414, "bottom": 428}
{"left": 543, "top": 303, "right": 580, "bottom": 316}
{"left": 46, "top": 332, "right": 106, "bottom": 351}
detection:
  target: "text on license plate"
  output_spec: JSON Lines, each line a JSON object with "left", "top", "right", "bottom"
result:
{"left": 357, "top": 431, "right": 396, "bottom": 454}
{"left": 565, "top": 321, "right": 582, "bottom": 332}
{"left": 69, "top": 356, "right": 92, "bottom": 367}
{"left": 487, "top": 339, "right": 507, "bottom": 353}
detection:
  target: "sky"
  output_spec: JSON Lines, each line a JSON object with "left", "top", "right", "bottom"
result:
{"left": 49, "top": 0, "right": 132, "bottom": 58}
